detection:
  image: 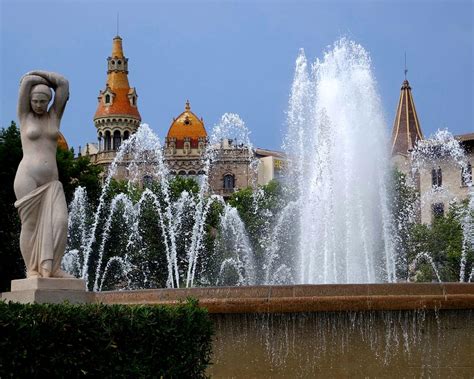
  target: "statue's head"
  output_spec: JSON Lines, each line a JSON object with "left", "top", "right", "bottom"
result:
{"left": 30, "top": 84, "right": 52, "bottom": 115}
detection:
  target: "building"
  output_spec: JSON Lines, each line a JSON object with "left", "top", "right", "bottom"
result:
{"left": 82, "top": 35, "right": 284, "bottom": 195}
{"left": 390, "top": 78, "right": 473, "bottom": 224}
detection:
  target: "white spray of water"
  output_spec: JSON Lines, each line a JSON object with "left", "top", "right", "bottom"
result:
{"left": 283, "top": 39, "right": 396, "bottom": 283}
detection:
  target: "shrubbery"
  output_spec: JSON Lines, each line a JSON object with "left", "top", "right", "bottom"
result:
{"left": 0, "top": 299, "right": 213, "bottom": 378}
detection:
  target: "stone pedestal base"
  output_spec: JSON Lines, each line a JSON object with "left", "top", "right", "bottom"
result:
{"left": 1, "top": 278, "right": 91, "bottom": 304}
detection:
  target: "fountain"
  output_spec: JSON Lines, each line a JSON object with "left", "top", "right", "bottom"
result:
{"left": 280, "top": 39, "right": 396, "bottom": 284}
{"left": 65, "top": 41, "right": 399, "bottom": 288}
{"left": 55, "top": 39, "right": 473, "bottom": 376}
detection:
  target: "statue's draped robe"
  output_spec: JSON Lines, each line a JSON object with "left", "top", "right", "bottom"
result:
{"left": 14, "top": 180, "right": 67, "bottom": 274}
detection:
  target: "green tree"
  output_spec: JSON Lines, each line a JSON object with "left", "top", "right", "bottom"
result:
{"left": 406, "top": 202, "right": 473, "bottom": 282}
{"left": 227, "top": 180, "right": 289, "bottom": 283}
{"left": 390, "top": 169, "right": 419, "bottom": 280}
{"left": 56, "top": 148, "right": 103, "bottom": 205}
{"left": 0, "top": 122, "right": 25, "bottom": 290}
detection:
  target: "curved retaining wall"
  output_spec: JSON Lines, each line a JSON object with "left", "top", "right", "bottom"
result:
{"left": 96, "top": 283, "right": 474, "bottom": 377}
{"left": 95, "top": 283, "right": 474, "bottom": 312}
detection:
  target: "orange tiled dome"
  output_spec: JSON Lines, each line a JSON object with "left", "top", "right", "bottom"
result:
{"left": 167, "top": 100, "right": 207, "bottom": 142}
{"left": 167, "top": 100, "right": 207, "bottom": 147}
{"left": 57, "top": 132, "right": 69, "bottom": 151}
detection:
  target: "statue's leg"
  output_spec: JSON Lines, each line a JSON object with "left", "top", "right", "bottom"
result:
{"left": 40, "top": 259, "right": 53, "bottom": 277}
{"left": 51, "top": 186, "right": 73, "bottom": 278}
{"left": 19, "top": 218, "right": 39, "bottom": 277}
{"left": 15, "top": 170, "right": 40, "bottom": 277}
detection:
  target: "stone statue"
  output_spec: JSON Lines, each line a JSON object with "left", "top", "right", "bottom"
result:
{"left": 14, "top": 70, "right": 73, "bottom": 278}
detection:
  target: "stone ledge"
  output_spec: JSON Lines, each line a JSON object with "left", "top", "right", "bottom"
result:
{"left": 2, "top": 289, "right": 92, "bottom": 304}
{"left": 11, "top": 278, "right": 86, "bottom": 291}
{"left": 94, "top": 283, "right": 474, "bottom": 313}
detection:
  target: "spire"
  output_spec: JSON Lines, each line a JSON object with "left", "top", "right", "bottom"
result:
{"left": 111, "top": 35, "right": 125, "bottom": 60}
{"left": 185, "top": 99, "right": 191, "bottom": 111}
{"left": 390, "top": 79, "right": 423, "bottom": 155}
{"left": 94, "top": 35, "right": 140, "bottom": 121}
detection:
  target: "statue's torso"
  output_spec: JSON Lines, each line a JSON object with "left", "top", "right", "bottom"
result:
{"left": 17, "top": 112, "right": 60, "bottom": 191}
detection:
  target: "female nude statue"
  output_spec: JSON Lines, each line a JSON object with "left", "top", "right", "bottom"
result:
{"left": 14, "top": 70, "right": 72, "bottom": 278}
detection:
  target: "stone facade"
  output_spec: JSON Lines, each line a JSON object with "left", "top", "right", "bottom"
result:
{"left": 390, "top": 77, "right": 473, "bottom": 224}
{"left": 418, "top": 137, "right": 473, "bottom": 223}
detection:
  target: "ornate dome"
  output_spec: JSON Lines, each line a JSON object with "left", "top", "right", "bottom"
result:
{"left": 167, "top": 100, "right": 207, "bottom": 141}
{"left": 57, "top": 132, "right": 69, "bottom": 151}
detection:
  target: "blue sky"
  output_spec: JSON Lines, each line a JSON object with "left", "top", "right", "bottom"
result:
{"left": 1, "top": 0, "right": 472, "bottom": 151}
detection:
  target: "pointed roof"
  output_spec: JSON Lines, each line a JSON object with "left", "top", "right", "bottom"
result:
{"left": 167, "top": 100, "right": 207, "bottom": 141}
{"left": 391, "top": 79, "right": 423, "bottom": 155}
{"left": 94, "top": 36, "right": 141, "bottom": 120}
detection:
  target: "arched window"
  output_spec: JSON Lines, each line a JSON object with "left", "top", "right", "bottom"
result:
{"left": 223, "top": 174, "right": 235, "bottom": 190}
{"left": 432, "top": 203, "right": 445, "bottom": 219}
{"left": 123, "top": 131, "right": 130, "bottom": 140}
{"left": 105, "top": 94, "right": 111, "bottom": 104}
{"left": 431, "top": 167, "right": 442, "bottom": 187}
{"left": 104, "top": 131, "right": 112, "bottom": 151}
{"left": 113, "top": 130, "right": 121, "bottom": 150}
{"left": 461, "top": 163, "right": 472, "bottom": 186}
{"left": 98, "top": 132, "right": 103, "bottom": 151}
{"left": 178, "top": 170, "right": 186, "bottom": 176}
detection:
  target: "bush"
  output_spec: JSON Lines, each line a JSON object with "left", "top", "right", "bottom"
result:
{"left": 0, "top": 299, "right": 213, "bottom": 378}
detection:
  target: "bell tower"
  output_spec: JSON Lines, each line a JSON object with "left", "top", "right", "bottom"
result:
{"left": 93, "top": 35, "right": 141, "bottom": 165}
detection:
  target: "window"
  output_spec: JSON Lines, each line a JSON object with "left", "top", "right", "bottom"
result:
{"left": 104, "top": 131, "right": 112, "bottom": 151}
{"left": 113, "top": 131, "right": 121, "bottom": 150}
{"left": 431, "top": 167, "right": 442, "bottom": 187}
{"left": 432, "top": 203, "right": 444, "bottom": 219}
{"left": 132, "top": 96, "right": 136, "bottom": 106}
{"left": 105, "top": 94, "right": 111, "bottom": 104}
{"left": 461, "top": 163, "right": 472, "bottom": 186}
{"left": 123, "top": 131, "right": 130, "bottom": 140}
{"left": 223, "top": 174, "right": 235, "bottom": 190}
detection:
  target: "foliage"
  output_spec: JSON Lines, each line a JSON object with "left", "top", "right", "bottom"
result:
{"left": 0, "top": 299, "right": 213, "bottom": 378}
{"left": 74, "top": 175, "right": 225, "bottom": 290}
{"left": 406, "top": 201, "right": 473, "bottom": 282}
{"left": 56, "top": 148, "right": 103, "bottom": 205}
{"left": 390, "top": 169, "right": 419, "bottom": 280}
{"left": 0, "top": 122, "right": 24, "bottom": 291}
{"left": 169, "top": 176, "right": 200, "bottom": 201}
{"left": 226, "top": 180, "right": 289, "bottom": 283}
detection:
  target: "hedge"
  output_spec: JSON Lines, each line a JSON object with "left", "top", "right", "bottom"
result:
{"left": 0, "top": 299, "right": 213, "bottom": 378}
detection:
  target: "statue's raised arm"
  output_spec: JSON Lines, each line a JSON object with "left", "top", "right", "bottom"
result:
{"left": 17, "top": 74, "right": 49, "bottom": 121}
{"left": 20, "top": 70, "right": 70, "bottom": 120}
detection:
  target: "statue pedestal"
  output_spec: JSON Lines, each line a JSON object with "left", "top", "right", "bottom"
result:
{"left": 1, "top": 278, "right": 91, "bottom": 304}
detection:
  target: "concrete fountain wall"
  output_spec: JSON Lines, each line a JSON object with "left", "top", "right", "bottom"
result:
{"left": 2, "top": 282, "right": 473, "bottom": 376}
{"left": 95, "top": 283, "right": 474, "bottom": 377}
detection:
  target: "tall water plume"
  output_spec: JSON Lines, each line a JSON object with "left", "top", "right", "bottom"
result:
{"left": 284, "top": 39, "right": 396, "bottom": 283}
